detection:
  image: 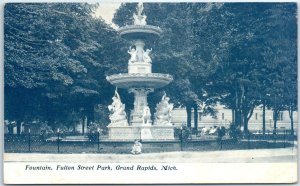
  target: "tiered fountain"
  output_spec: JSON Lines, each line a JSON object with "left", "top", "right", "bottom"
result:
{"left": 106, "top": 3, "right": 175, "bottom": 141}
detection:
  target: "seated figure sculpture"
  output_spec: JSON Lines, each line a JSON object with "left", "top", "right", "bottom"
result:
{"left": 131, "top": 140, "right": 142, "bottom": 154}
{"left": 108, "top": 89, "right": 128, "bottom": 126}
{"left": 128, "top": 46, "right": 137, "bottom": 63}
{"left": 143, "top": 48, "right": 152, "bottom": 63}
{"left": 142, "top": 106, "right": 151, "bottom": 125}
{"left": 154, "top": 92, "right": 174, "bottom": 125}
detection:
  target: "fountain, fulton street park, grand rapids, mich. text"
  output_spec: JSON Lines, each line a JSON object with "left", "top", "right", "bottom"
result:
{"left": 106, "top": 3, "right": 175, "bottom": 141}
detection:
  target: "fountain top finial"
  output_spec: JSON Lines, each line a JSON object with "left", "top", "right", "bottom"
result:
{"left": 133, "top": 2, "right": 147, "bottom": 25}
{"left": 118, "top": 2, "right": 162, "bottom": 40}
{"left": 137, "top": 2, "right": 144, "bottom": 17}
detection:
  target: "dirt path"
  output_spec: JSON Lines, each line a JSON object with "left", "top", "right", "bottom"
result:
{"left": 4, "top": 147, "right": 297, "bottom": 163}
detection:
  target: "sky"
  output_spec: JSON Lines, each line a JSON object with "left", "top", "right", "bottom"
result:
{"left": 93, "top": 3, "right": 122, "bottom": 29}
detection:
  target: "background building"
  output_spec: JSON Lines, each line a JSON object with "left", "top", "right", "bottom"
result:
{"left": 172, "top": 104, "right": 298, "bottom": 132}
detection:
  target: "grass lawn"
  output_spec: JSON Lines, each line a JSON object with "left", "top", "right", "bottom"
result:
{"left": 4, "top": 134, "right": 295, "bottom": 154}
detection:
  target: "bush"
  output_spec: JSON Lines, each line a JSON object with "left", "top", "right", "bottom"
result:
{"left": 87, "top": 123, "right": 102, "bottom": 142}
{"left": 39, "top": 125, "right": 54, "bottom": 140}
{"left": 228, "top": 123, "right": 242, "bottom": 140}
{"left": 174, "top": 125, "right": 191, "bottom": 142}
{"left": 58, "top": 126, "right": 69, "bottom": 137}
{"left": 217, "top": 126, "right": 226, "bottom": 138}
{"left": 217, "top": 126, "right": 226, "bottom": 143}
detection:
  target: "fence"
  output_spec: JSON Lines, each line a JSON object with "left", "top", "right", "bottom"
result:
{"left": 4, "top": 130, "right": 297, "bottom": 154}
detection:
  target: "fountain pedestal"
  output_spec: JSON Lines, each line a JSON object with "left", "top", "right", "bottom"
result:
{"left": 106, "top": 3, "right": 175, "bottom": 141}
{"left": 128, "top": 62, "right": 151, "bottom": 73}
{"left": 129, "top": 88, "right": 153, "bottom": 126}
{"left": 108, "top": 125, "right": 175, "bottom": 141}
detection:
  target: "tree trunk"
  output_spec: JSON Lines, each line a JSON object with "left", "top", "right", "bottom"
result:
{"left": 86, "top": 104, "right": 94, "bottom": 126}
{"left": 193, "top": 104, "right": 198, "bottom": 133}
{"left": 90, "top": 105, "right": 95, "bottom": 123}
{"left": 73, "top": 122, "right": 76, "bottom": 133}
{"left": 273, "top": 110, "right": 279, "bottom": 134}
{"left": 262, "top": 101, "right": 266, "bottom": 135}
{"left": 243, "top": 115, "right": 248, "bottom": 134}
{"left": 87, "top": 114, "right": 91, "bottom": 127}
{"left": 82, "top": 115, "right": 85, "bottom": 135}
{"left": 289, "top": 107, "right": 294, "bottom": 135}
{"left": 234, "top": 89, "right": 239, "bottom": 127}
{"left": 235, "top": 109, "right": 242, "bottom": 127}
{"left": 239, "top": 83, "right": 245, "bottom": 130}
{"left": 243, "top": 107, "right": 254, "bottom": 135}
{"left": 234, "top": 88, "right": 242, "bottom": 128}
{"left": 46, "top": 100, "right": 55, "bottom": 130}
{"left": 186, "top": 106, "right": 192, "bottom": 128}
{"left": 72, "top": 110, "right": 76, "bottom": 132}
{"left": 16, "top": 120, "right": 22, "bottom": 135}
{"left": 231, "top": 109, "right": 235, "bottom": 126}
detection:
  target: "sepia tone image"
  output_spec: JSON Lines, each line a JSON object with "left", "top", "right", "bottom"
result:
{"left": 3, "top": 2, "right": 297, "bottom": 184}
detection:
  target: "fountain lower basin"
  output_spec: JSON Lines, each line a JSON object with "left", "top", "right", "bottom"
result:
{"left": 106, "top": 73, "right": 173, "bottom": 89}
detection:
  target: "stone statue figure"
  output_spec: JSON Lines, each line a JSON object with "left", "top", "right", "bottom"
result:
{"left": 143, "top": 48, "right": 152, "bottom": 63}
{"left": 141, "top": 105, "right": 153, "bottom": 140}
{"left": 108, "top": 88, "right": 128, "bottom": 126}
{"left": 133, "top": 2, "right": 147, "bottom": 25}
{"left": 154, "top": 92, "right": 174, "bottom": 125}
{"left": 137, "top": 2, "right": 144, "bottom": 16}
{"left": 142, "top": 106, "right": 151, "bottom": 125}
{"left": 131, "top": 140, "right": 142, "bottom": 154}
{"left": 128, "top": 47, "right": 137, "bottom": 63}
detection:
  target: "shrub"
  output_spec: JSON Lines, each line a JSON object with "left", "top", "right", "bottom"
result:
{"left": 217, "top": 126, "right": 226, "bottom": 138}
{"left": 39, "top": 125, "right": 54, "bottom": 140}
{"left": 174, "top": 125, "right": 191, "bottom": 142}
{"left": 217, "top": 126, "right": 226, "bottom": 143}
{"left": 228, "top": 123, "right": 242, "bottom": 140}
{"left": 87, "top": 123, "right": 102, "bottom": 142}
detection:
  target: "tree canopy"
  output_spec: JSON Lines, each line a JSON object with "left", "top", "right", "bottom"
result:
{"left": 4, "top": 3, "right": 126, "bottom": 133}
{"left": 4, "top": 3, "right": 297, "bottom": 134}
{"left": 113, "top": 2, "right": 297, "bottom": 133}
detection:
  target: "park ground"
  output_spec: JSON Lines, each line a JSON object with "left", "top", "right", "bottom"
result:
{"left": 4, "top": 147, "right": 297, "bottom": 163}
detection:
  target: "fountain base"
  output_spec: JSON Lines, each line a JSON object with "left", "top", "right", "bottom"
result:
{"left": 107, "top": 125, "right": 175, "bottom": 141}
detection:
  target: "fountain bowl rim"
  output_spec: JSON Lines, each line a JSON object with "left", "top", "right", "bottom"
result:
{"left": 118, "top": 25, "right": 162, "bottom": 40}
{"left": 106, "top": 73, "right": 173, "bottom": 89}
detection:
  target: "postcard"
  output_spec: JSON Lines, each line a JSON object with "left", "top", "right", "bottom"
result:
{"left": 3, "top": 1, "right": 298, "bottom": 184}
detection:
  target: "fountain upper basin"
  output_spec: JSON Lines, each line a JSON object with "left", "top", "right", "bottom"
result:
{"left": 118, "top": 25, "right": 162, "bottom": 40}
{"left": 106, "top": 73, "right": 173, "bottom": 89}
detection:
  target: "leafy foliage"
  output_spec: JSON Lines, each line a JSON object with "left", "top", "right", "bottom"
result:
{"left": 4, "top": 3, "right": 126, "bottom": 133}
{"left": 4, "top": 3, "right": 297, "bottom": 135}
{"left": 113, "top": 3, "right": 297, "bottom": 133}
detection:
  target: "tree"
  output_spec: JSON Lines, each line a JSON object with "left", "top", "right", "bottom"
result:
{"left": 4, "top": 3, "right": 126, "bottom": 133}
{"left": 202, "top": 3, "right": 297, "bottom": 134}
{"left": 7, "top": 2, "right": 291, "bottom": 136}
{"left": 263, "top": 4, "right": 297, "bottom": 134}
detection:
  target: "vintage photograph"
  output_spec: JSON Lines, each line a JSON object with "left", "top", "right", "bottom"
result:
{"left": 3, "top": 2, "right": 298, "bottom": 184}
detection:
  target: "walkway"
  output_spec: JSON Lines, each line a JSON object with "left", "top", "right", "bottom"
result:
{"left": 4, "top": 147, "right": 297, "bottom": 163}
